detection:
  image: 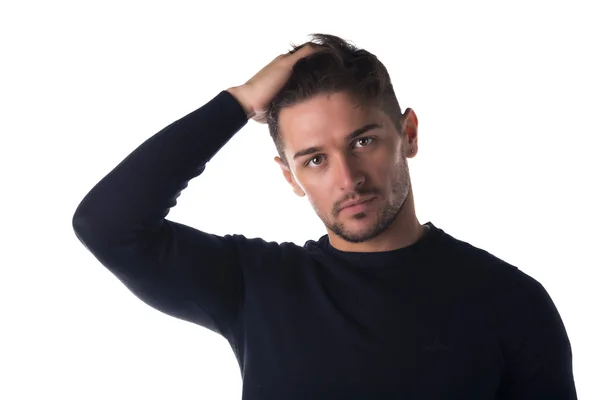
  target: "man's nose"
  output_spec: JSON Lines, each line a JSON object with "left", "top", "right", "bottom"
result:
{"left": 333, "top": 157, "right": 365, "bottom": 191}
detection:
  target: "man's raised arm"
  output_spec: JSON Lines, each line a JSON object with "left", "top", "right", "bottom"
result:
{"left": 71, "top": 44, "right": 323, "bottom": 335}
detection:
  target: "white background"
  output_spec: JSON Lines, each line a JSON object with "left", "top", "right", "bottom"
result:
{"left": 1, "top": 0, "right": 598, "bottom": 398}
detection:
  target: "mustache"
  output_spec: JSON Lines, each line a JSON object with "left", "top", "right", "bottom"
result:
{"left": 336, "top": 190, "right": 378, "bottom": 211}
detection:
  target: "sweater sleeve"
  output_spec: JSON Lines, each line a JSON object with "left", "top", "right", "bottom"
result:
{"left": 72, "top": 90, "right": 250, "bottom": 336}
{"left": 497, "top": 279, "right": 578, "bottom": 399}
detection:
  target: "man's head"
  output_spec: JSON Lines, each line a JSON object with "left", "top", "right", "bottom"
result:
{"left": 267, "top": 33, "right": 419, "bottom": 247}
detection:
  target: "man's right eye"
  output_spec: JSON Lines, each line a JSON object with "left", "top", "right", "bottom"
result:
{"left": 306, "top": 155, "right": 325, "bottom": 167}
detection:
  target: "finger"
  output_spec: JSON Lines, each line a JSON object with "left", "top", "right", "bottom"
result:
{"left": 288, "top": 42, "right": 321, "bottom": 56}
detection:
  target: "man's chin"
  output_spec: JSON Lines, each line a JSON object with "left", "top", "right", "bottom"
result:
{"left": 332, "top": 222, "right": 381, "bottom": 244}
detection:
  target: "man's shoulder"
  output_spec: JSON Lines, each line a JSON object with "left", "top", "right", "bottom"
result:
{"left": 223, "top": 233, "right": 313, "bottom": 264}
{"left": 435, "top": 227, "right": 544, "bottom": 295}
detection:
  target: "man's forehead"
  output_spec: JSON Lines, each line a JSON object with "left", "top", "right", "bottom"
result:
{"left": 279, "top": 93, "right": 383, "bottom": 139}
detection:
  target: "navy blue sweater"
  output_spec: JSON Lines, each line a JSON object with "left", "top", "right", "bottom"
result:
{"left": 72, "top": 90, "right": 577, "bottom": 399}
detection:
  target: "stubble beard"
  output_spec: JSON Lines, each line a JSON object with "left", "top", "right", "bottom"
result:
{"left": 323, "top": 161, "right": 411, "bottom": 244}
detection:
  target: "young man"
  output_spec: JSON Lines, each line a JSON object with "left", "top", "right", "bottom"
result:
{"left": 72, "top": 34, "right": 577, "bottom": 399}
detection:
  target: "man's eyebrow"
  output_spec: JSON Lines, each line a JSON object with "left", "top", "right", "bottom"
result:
{"left": 292, "top": 123, "right": 382, "bottom": 161}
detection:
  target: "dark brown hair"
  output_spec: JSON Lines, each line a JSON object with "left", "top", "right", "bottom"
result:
{"left": 267, "top": 33, "right": 404, "bottom": 167}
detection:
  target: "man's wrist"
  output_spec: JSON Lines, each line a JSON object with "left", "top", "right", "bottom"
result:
{"left": 226, "top": 86, "right": 256, "bottom": 119}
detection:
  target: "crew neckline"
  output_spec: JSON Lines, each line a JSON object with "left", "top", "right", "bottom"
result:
{"left": 318, "top": 222, "right": 441, "bottom": 268}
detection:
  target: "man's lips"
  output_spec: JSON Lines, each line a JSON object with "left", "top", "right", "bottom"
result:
{"left": 339, "top": 196, "right": 376, "bottom": 212}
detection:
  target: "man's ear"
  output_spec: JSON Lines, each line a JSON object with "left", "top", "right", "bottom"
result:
{"left": 274, "top": 156, "right": 306, "bottom": 197}
{"left": 401, "top": 108, "right": 419, "bottom": 157}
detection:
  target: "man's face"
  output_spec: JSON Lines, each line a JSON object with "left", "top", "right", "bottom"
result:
{"left": 275, "top": 91, "right": 417, "bottom": 244}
